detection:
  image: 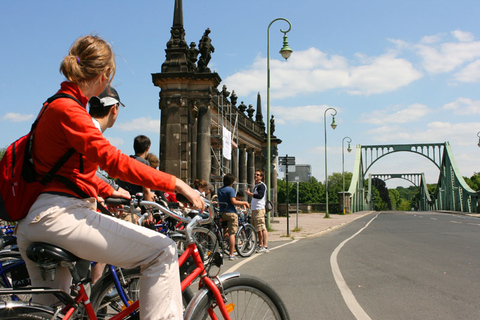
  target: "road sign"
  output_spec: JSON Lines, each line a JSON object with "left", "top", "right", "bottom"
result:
{"left": 279, "top": 156, "right": 295, "bottom": 166}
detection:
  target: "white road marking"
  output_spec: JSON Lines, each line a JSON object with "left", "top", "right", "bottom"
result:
{"left": 330, "top": 213, "right": 379, "bottom": 320}
{"left": 225, "top": 239, "right": 299, "bottom": 273}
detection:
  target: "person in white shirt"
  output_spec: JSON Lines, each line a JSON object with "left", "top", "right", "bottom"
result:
{"left": 246, "top": 169, "right": 269, "bottom": 253}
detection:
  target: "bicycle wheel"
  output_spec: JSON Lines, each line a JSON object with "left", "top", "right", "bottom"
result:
{"left": 90, "top": 266, "right": 194, "bottom": 319}
{"left": 0, "top": 306, "right": 58, "bottom": 320}
{"left": 187, "top": 274, "right": 290, "bottom": 320}
{"left": 0, "top": 254, "right": 32, "bottom": 302}
{"left": 191, "top": 227, "right": 217, "bottom": 263}
{"left": 90, "top": 267, "right": 141, "bottom": 319}
{"left": 235, "top": 224, "right": 257, "bottom": 257}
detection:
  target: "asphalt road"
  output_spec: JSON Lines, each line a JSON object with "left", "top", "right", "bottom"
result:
{"left": 223, "top": 211, "right": 480, "bottom": 319}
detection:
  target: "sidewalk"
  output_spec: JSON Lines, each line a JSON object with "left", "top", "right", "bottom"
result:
{"left": 267, "top": 211, "right": 373, "bottom": 242}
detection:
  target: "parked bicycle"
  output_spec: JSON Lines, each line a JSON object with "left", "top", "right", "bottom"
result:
{"left": 209, "top": 204, "right": 258, "bottom": 258}
{"left": 0, "top": 197, "right": 290, "bottom": 320}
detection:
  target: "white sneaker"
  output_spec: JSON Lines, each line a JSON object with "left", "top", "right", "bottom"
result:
{"left": 256, "top": 247, "right": 266, "bottom": 253}
{"left": 264, "top": 247, "right": 270, "bottom": 253}
{"left": 229, "top": 255, "right": 238, "bottom": 260}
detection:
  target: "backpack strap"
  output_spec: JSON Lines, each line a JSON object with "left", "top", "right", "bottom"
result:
{"left": 53, "top": 175, "right": 113, "bottom": 216}
{"left": 31, "top": 93, "right": 114, "bottom": 216}
{"left": 34, "top": 93, "right": 83, "bottom": 186}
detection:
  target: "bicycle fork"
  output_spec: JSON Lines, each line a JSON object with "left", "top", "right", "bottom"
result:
{"left": 184, "top": 272, "right": 240, "bottom": 320}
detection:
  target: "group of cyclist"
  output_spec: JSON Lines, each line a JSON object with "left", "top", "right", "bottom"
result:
{"left": 9, "top": 34, "right": 272, "bottom": 320}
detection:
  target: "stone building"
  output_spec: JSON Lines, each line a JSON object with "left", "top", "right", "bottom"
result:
{"left": 151, "top": 0, "right": 281, "bottom": 209}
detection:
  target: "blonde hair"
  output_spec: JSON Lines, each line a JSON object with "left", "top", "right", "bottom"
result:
{"left": 145, "top": 153, "right": 160, "bottom": 169}
{"left": 60, "top": 35, "right": 115, "bottom": 88}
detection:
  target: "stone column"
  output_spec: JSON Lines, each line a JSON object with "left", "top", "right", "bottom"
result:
{"left": 247, "top": 148, "right": 255, "bottom": 191}
{"left": 232, "top": 146, "right": 238, "bottom": 184}
{"left": 239, "top": 144, "right": 247, "bottom": 193}
{"left": 197, "top": 105, "right": 211, "bottom": 183}
{"left": 190, "top": 113, "right": 197, "bottom": 184}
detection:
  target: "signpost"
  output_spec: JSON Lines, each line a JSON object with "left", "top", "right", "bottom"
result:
{"left": 278, "top": 155, "right": 295, "bottom": 236}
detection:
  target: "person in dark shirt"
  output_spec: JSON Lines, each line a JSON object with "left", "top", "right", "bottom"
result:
{"left": 117, "top": 135, "right": 156, "bottom": 201}
{"left": 217, "top": 173, "right": 249, "bottom": 260}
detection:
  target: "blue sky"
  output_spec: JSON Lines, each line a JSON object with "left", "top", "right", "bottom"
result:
{"left": 2, "top": 0, "right": 480, "bottom": 188}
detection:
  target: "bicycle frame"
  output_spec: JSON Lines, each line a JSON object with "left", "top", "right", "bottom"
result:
{"left": 49, "top": 237, "right": 233, "bottom": 320}
{"left": 0, "top": 199, "right": 236, "bottom": 319}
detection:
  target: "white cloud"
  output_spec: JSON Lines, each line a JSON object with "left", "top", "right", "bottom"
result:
{"left": 365, "top": 121, "right": 480, "bottom": 149}
{"left": 347, "top": 54, "right": 422, "bottom": 95}
{"left": 453, "top": 59, "right": 480, "bottom": 82}
{"left": 452, "top": 30, "right": 475, "bottom": 42}
{"left": 273, "top": 104, "right": 338, "bottom": 124}
{"left": 115, "top": 117, "right": 160, "bottom": 132}
{"left": 413, "top": 32, "right": 480, "bottom": 74}
{"left": 360, "top": 103, "right": 431, "bottom": 125}
{"left": 1, "top": 112, "right": 34, "bottom": 122}
{"left": 224, "top": 47, "right": 422, "bottom": 98}
{"left": 105, "top": 137, "right": 125, "bottom": 148}
{"left": 443, "top": 97, "right": 480, "bottom": 114}
{"left": 420, "top": 33, "right": 444, "bottom": 44}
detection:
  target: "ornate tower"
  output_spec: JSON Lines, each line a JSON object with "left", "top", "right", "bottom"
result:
{"left": 152, "top": 0, "right": 221, "bottom": 184}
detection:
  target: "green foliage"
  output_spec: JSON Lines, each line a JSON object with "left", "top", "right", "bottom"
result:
{"left": 398, "top": 198, "right": 412, "bottom": 211}
{"left": 277, "top": 176, "right": 325, "bottom": 204}
{"left": 0, "top": 147, "right": 5, "bottom": 161}
{"left": 464, "top": 173, "right": 480, "bottom": 191}
{"left": 277, "top": 172, "right": 352, "bottom": 205}
{"left": 389, "top": 189, "right": 401, "bottom": 210}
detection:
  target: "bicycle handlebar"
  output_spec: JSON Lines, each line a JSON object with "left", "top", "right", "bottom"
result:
{"left": 104, "top": 196, "right": 214, "bottom": 231}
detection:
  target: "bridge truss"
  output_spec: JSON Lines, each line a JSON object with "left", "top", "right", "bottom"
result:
{"left": 348, "top": 142, "right": 478, "bottom": 213}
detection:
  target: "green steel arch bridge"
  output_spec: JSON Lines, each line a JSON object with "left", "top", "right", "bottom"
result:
{"left": 348, "top": 142, "right": 479, "bottom": 213}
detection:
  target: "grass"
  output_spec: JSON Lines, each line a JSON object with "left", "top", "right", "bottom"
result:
{"left": 292, "top": 226, "right": 302, "bottom": 232}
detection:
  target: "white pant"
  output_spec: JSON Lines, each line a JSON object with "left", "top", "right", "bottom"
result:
{"left": 16, "top": 193, "right": 182, "bottom": 320}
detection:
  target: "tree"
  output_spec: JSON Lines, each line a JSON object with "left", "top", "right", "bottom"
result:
{"left": 277, "top": 177, "right": 325, "bottom": 204}
{"left": 0, "top": 147, "right": 5, "bottom": 161}
{"left": 389, "top": 189, "right": 401, "bottom": 210}
{"left": 464, "top": 173, "right": 480, "bottom": 191}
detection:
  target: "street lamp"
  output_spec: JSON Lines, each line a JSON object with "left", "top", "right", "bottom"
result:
{"left": 324, "top": 107, "right": 337, "bottom": 218}
{"left": 342, "top": 136, "right": 352, "bottom": 214}
{"left": 477, "top": 131, "right": 480, "bottom": 147}
{"left": 267, "top": 18, "right": 292, "bottom": 229}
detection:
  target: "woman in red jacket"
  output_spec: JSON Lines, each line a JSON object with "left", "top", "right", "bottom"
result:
{"left": 15, "top": 35, "right": 202, "bottom": 320}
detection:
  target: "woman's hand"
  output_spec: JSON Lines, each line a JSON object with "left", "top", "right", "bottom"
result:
{"left": 175, "top": 178, "right": 205, "bottom": 212}
{"left": 111, "top": 187, "right": 131, "bottom": 199}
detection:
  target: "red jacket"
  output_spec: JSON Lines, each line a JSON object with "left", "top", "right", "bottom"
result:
{"left": 33, "top": 82, "right": 176, "bottom": 199}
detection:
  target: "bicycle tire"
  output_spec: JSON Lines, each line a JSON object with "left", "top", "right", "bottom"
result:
{"left": 90, "top": 267, "right": 141, "bottom": 319}
{"left": 235, "top": 224, "right": 257, "bottom": 257}
{"left": 0, "top": 306, "right": 58, "bottom": 320}
{"left": 90, "top": 266, "right": 194, "bottom": 319}
{"left": 186, "top": 274, "right": 290, "bottom": 320}
{"left": 191, "top": 227, "right": 217, "bottom": 263}
{"left": 0, "top": 255, "right": 32, "bottom": 302}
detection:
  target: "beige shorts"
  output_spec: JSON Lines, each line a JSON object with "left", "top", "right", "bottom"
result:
{"left": 221, "top": 212, "right": 238, "bottom": 234}
{"left": 252, "top": 209, "right": 266, "bottom": 231}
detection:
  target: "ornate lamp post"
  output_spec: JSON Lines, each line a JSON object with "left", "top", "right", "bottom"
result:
{"left": 267, "top": 18, "right": 292, "bottom": 228}
{"left": 342, "top": 136, "right": 352, "bottom": 214}
{"left": 477, "top": 132, "right": 480, "bottom": 147}
{"left": 324, "top": 107, "right": 337, "bottom": 218}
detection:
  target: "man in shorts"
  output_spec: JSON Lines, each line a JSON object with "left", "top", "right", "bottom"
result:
{"left": 246, "top": 169, "right": 269, "bottom": 253}
{"left": 217, "top": 173, "right": 250, "bottom": 260}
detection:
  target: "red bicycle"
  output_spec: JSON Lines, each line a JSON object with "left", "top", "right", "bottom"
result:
{"left": 0, "top": 197, "right": 290, "bottom": 320}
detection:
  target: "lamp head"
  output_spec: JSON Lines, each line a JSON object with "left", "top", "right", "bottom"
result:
{"left": 330, "top": 116, "right": 337, "bottom": 130}
{"left": 279, "top": 33, "right": 293, "bottom": 60}
{"left": 347, "top": 143, "right": 352, "bottom": 153}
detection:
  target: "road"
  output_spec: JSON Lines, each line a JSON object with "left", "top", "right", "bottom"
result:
{"left": 223, "top": 211, "right": 480, "bottom": 319}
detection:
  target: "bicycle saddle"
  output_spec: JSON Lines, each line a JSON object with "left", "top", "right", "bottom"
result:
{"left": 26, "top": 242, "right": 80, "bottom": 264}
